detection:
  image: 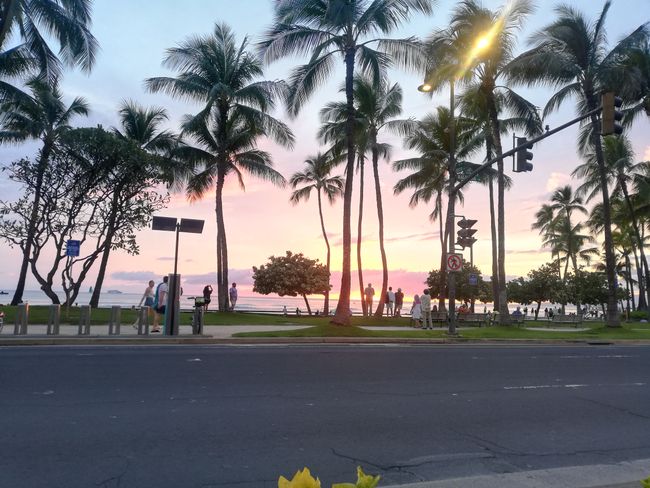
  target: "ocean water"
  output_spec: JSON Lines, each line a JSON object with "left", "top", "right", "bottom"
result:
{"left": 0, "top": 289, "right": 579, "bottom": 315}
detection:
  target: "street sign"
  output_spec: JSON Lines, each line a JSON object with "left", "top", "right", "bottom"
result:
{"left": 468, "top": 273, "right": 478, "bottom": 286}
{"left": 66, "top": 240, "right": 80, "bottom": 257}
{"left": 446, "top": 253, "right": 463, "bottom": 272}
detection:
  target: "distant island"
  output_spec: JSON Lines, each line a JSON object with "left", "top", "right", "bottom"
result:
{"left": 106, "top": 290, "right": 123, "bottom": 294}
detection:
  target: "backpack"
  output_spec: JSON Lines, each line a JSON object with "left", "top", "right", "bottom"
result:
{"left": 153, "top": 283, "right": 163, "bottom": 309}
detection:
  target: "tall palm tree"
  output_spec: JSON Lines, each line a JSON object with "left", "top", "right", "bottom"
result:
{"left": 0, "top": 0, "right": 97, "bottom": 81}
{"left": 0, "top": 77, "right": 88, "bottom": 305}
{"left": 424, "top": 0, "right": 537, "bottom": 322}
{"left": 574, "top": 135, "right": 649, "bottom": 313}
{"left": 289, "top": 153, "right": 344, "bottom": 316}
{"left": 259, "top": 0, "right": 434, "bottom": 325}
{"left": 508, "top": 1, "right": 649, "bottom": 327}
{"left": 147, "top": 23, "right": 294, "bottom": 311}
{"left": 459, "top": 83, "right": 537, "bottom": 310}
{"left": 320, "top": 77, "right": 412, "bottom": 316}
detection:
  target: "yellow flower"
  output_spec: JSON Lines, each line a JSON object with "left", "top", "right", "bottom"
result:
{"left": 278, "top": 467, "right": 322, "bottom": 488}
{"left": 332, "top": 466, "right": 381, "bottom": 488}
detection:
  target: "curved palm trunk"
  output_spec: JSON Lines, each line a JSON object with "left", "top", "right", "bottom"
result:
{"left": 332, "top": 46, "right": 356, "bottom": 326}
{"left": 620, "top": 179, "right": 650, "bottom": 316}
{"left": 587, "top": 101, "right": 620, "bottom": 326}
{"left": 357, "top": 156, "right": 366, "bottom": 316}
{"left": 316, "top": 190, "right": 331, "bottom": 316}
{"left": 372, "top": 146, "right": 388, "bottom": 319}
{"left": 485, "top": 92, "right": 509, "bottom": 323}
{"left": 11, "top": 144, "right": 51, "bottom": 306}
{"left": 488, "top": 176, "right": 499, "bottom": 311}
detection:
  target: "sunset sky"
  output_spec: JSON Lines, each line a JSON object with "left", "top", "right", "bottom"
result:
{"left": 1, "top": 0, "right": 649, "bottom": 299}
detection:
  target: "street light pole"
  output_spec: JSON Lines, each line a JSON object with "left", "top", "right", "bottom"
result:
{"left": 447, "top": 79, "right": 458, "bottom": 335}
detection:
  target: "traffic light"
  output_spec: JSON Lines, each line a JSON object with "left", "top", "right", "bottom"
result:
{"left": 514, "top": 137, "right": 533, "bottom": 172}
{"left": 457, "top": 218, "right": 477, "bottom": 249}
{"left": 601, "top": 92, "right": 623, "bottom": 136}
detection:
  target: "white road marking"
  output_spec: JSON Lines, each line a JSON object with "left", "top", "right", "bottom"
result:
{"left": 186, "top": 358, "right": 202, "bottom": 362}
{"left": 504, "top": 382, "right": 645, "bottom": 390}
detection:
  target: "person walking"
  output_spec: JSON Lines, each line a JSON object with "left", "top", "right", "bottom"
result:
{"left": 394, "top": 288, "right": 404, "bottom": 317}
{"left": 152, "top": 276, "right": 168, "bottom": 333}
{"left": 135, "top": 280, "right": 156, "bottom": 328}
{"left": 420, "top": 289, "right": 433, "bottom": 330}
{"left": 364, "top": 283, "right": 375, "bottom": 314}
{"left": 410, "top": 294, "right": 422, "bottom": 327}
{"left": 386, "top": 286, "right": 395, "bottom": 317}
{"left": 229, "top": 283, "right": 238, "bottom": 311}
{"left": 202, "top": 284, "right": 213, "bottom": 311}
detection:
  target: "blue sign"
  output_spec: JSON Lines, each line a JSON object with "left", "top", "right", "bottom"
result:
{"left": 468, "top": 273, "right": 478, "bottom": 286}
{"left": 66, "top": 240, "right": 80, "bottom": 257}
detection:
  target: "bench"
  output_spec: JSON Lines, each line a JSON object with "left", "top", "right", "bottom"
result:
{"left": 456, "top": 313, "right": 489, "bottom": 327}
{"left": 551, "top": 314, "right": 583, "bottom": 327}
{"left": 511, "top": 314, "right": 525, "bottom": 326}
{"left": 431, "top": 311, "right": 448, "bottom": 326}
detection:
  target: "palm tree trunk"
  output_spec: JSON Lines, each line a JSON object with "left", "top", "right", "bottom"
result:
{"left": 632, "top": 244, "right": 646, "bottom": 310}
{"left": 332, "top": 46, "right": 356, "bottom": 326}
{"left": 620, "top": 180, "right": 650, "bottom": 316}
{"left": 485, "top": 92, "right": 509, "bottom": 323}
{"left": 215, "top": 171, "right": 228, "bottom": 312}
{"left": 11, "top": 144, "right": 51, "bottom": 306}
{"left": 488, "top": 176, "right": 499, "bottom": 311}
{"left": 587, "top": 102, "right": 620, "bottom": 326}
{"left": 357, "top": 155, "right": 366, "bottom": 316}
{"left": 317, "top": 190, "right": 331, "bottom": 316}
{"left": 626, "top": 254, "right": 636, "bottom": 311}
{"left": 372, "top": 146, "right": 388, "bottom": 319}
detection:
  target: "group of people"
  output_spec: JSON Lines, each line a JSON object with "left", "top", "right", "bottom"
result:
{"left": 363, "top": 283, "right": 406, "bottom": 317}
{"left": 136, "top": 279, "right": 239, "bottom": 333}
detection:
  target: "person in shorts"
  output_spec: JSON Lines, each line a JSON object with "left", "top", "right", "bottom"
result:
{"left": 152, "top": 276, "right": 168, "bottom": 332}
{"left": 203, "top": 284, "right": 213, "bottom": 311}
{"left": 229, "top": 283, "right": 238, "bottom": 311}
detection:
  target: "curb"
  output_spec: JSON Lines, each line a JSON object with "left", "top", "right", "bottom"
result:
{"left": 2, "top": 336, "right": 650, "bottom": 346}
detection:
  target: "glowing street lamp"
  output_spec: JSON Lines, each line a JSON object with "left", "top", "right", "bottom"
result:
{"left": 418, "top": 82, "right": 433, "bottom": 93}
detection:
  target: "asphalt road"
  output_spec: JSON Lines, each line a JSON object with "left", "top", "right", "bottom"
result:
{"left": 1, "top": 344, "right": 649, "bottom": 488}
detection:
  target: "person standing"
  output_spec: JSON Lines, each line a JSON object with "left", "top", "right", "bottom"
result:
{"left": 386, "top": 287, "right": 395, "bottom": 317}
{"left": 420, "top": 289, "right": 433, "bottom": 330}
{"left": 410, "top": 294, "right": 421, "bottom": 327}
{"left": 229, "top": 283, "right": 238, "bottom": 311}
{"left": 136, "top": 280, "right": 156, "bottom": 326}
{"left": 202, "top": 284, "right": 213, "bottom": 311}
{"left": 152, "top": 276, "right": 168, "bottom": 333}
{"left": 364, "top": 283, "right": 375, "bottom": 314}
{"left": 394, "top": 288, "right": 404, "bottom": 317}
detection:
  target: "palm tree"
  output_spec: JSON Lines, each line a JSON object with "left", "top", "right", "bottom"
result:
{"left": 147, "top": 23, "right": 294, "bottom": 311}
{"left": 459, "top": 83, "right": 537, "bottom": 310}
{"left": 621, "top": 39, "right": 650, "bottom": 125}
{"left": 507, "top": 2, "right": 649, "bottom": 327}
{"left": 394, "top": 106, "right": 483, "bottom": 307}
{"left": 259, "top": 0, "right": 434, "bottom": 325}
{"left": 320, "top": 77, "right": 412, "bottom": 316}
{"left": 289, "top": 153, "right": 344, "bottom": 316}
{"left": 0, "top": 0, "right": 97, "bottom": 81}
{"left": 574, "top": 135, "right": 649, "bottom": 313}
{"left": 424, "top": 0, "right": 537, "bottom": 322}
{"left": 0, "top": 77, "right": 88, "bottom": 305}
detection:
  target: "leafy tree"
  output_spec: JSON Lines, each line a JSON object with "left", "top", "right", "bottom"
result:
{"left": 0, "top": 77, "right": 88, "bottom": 305}
{"left": 426, "top": 261, "right": 486, "bottom": 306}
{"left": 0, "top": 0, "right": 98, "bottom": 83}
{"left": 507, "top": 263, "right": 563, "bottom": 319}
{"left": 259, "top": 0, "right": 434, "bottom": 326}
{"left": 147, "top": 23, "right": 294, "bottom": 312}
{"left": 252, "top": 251, "right": 331, "bottom": 315}
{"left": 508, "top": 1, "right": 649, "bottom": 327}
{"left": 289, "top": 153, "right": 344, "bottom": 316}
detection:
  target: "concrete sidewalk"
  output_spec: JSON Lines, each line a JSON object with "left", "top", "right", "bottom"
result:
{"left": 383, "top": 458, "right": 650, "bottom": 488}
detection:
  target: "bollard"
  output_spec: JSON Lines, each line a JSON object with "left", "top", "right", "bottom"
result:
{"left": 14, "top": 303, "right": 29, "bottom": 335}
{"left": 47, "top": 304, "right": 61, "bottom": 335}
{"left": 137, "top": 307, "right": 150, "bottom": 335}
{"left": 108, "top": 306, "right": 121, "bottom": 335}
{"left": 78, "top": 305, "right": 91, "bottom": 335}
{"left": 192, "top": 307, "right": 204, "bottom": 335}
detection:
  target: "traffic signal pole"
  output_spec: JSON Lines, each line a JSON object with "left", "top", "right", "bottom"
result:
{"left": 453, "top": 106, "right": 601, "bottom": 193}
{"left": 447, "top": 79, "right": 458, "bottom": 335}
